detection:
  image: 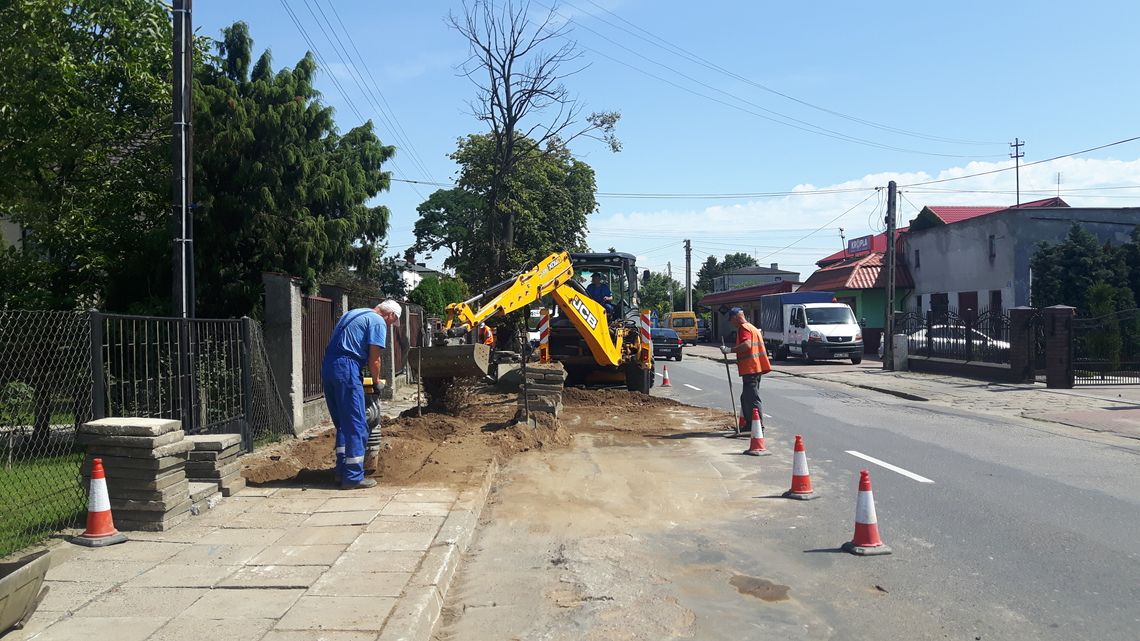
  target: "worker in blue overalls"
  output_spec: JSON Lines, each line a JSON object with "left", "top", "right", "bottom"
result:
{"left": 322, "top": 300, "right": 402, "bottom": 489}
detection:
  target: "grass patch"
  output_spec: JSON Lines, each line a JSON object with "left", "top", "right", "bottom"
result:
{"left": 0, "top": 452, "right": 86, "bottom": 558}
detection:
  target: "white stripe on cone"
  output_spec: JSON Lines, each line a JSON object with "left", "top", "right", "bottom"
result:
{"left": 792, "top": 449, "right": 809, "bottom": 476}
{"left": 751, "top": 416, "right": 764, "bottom": 440}
{"left": 88, "top": 476, "right": 111, "bottom": 513}
{"left": 855, "top": 488, "right": 878, "bottom": 525}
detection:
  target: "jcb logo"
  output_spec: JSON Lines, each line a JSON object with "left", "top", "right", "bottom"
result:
{"left": 538, "top": 257, "right": 562, "bottom": 279}
{"left": 570, "top": 296, "right": 599, "bottom": 330}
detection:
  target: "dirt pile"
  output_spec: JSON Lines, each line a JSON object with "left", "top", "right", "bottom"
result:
{"left": 241, "top": 387, "right": 732, "bottom": 489}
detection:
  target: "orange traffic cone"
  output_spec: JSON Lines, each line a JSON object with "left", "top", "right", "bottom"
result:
{"left": 782, "top": 435, "right": 817, "bottom": 500}
{"left": 841, "top": 470, "right": 891, "bottom": 556}
{"left": 72, "top": 458, "right": 128, "bottom": 548}
{"left": 743, "top": 408, "right": 769, "bottom": 456}
{"left": 661, "top": 365, "right": 672, "bottom": 387}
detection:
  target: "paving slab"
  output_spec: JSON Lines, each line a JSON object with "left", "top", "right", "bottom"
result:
{"left": 216, "top": 564, "right": 329, "bottom": 589}
{"left": 262, "top": 631, "right": 381, "bottom": 641}
{"left": 275, "top": 595, "right": 397, "bottom": 632}
{"left": 317, "top": 496, "right": 392, "bottom": 512}
{"left": 166, "top": 543, "right": 265, "bottom": 566}
{"left": 332, "top": 549, "right": 425, "bottom": 573}
{"left": 364, "top": 515, "right": 446, "bottom": 534}
{"left": 199, "top": 527, "right": 288, "bottom": 546}
{"left": 81, "top": 417, "right": 181, "bottom": 437}
{"left": 221, "top": 510, "right": 310, "bottom": 529}
{"left": 180, "top": 588, "right": 305, "bottom": 619}
{"left": 131, "top": 563, "right": 237, "bottom": 588}
{"left": 76, "top": 429, "right": 186, "bottom": 449}
{"left": 245, "top": 496, "right": 330, "bottom": 514}
{"left": 47, "top": 559, "right": 159, "bottom": 583}
{"left": 308, "top": 570, "right": 412, "bottom": 598}
{"left": 275, "top": 525, "right": 365, "bottom": 546}
{"left": 75, "top": 586, "right": 207, "bottom": 618}
{"left": 380, "top": 502, "right": 451, "bottom": 517}
{"left": 302, "top": 510, "right": 380, "bottom": 527}
{"left": 149, "top": 617, "right": 276, "bottom": 641}
{"left": 37, "top": 580, "right": 116, "bottom": 613}
{"left": 119, "top": 525, "right": 217, "bottom": 544}
{"left": 88, "top": 439, "right": 195, "bottom": 460}
{"left": 348, "top": 531, "right": 436, "bottom": 553}
{"left": 29, "top": 615, "right": 170, "bottom": 641}
{"left": 235, "top": 486, "right": 280, "bottom": 497}
{"left": 392, "top": 489, "right": 458, "bottom": 504}
{"left": 375, "top": 586, "right": 442, "bottom": 641}
{"left": 63, "top": 540, "right": 188, "bottom": 562}
{"left": 185, "top": 433, "right": 242, "bottom": 450}
{"left": 249, "top": 544, "right": 348, "bottom": 566}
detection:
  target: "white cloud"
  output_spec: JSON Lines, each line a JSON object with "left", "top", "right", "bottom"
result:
{"left": 587, "top": 156, "right": 1140, "bottom": 276}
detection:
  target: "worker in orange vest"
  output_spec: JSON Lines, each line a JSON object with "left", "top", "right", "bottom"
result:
{"left": 477, "top": 322, "right": 495, "bottom": 348}
{"left": 720, "top": 307, "right": 772, "bottom": 427}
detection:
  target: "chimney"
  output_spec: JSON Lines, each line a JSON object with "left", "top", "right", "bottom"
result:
{"left": 770, "top": 263, "right": 778, "bottom": 270}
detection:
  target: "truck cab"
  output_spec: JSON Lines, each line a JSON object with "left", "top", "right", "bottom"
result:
{"left": 785, "top": 303, "right": 864, "bottom": 364}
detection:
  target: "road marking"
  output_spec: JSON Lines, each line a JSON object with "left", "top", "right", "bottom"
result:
{"left": 764, "top": 413, "right": 773, "bottom": 418}
{"left": 845, "top": 450, "right": 935, "bottom": 484}
{"left": 683, "top": 383, "right": 701, "bottom": 391}
{"left": 654, "top": 371, "right": 662, "bottom": 378}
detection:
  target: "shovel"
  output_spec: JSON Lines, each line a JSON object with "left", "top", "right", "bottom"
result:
{"left": 721, "top": 338, "right": 740, "bottom": 437}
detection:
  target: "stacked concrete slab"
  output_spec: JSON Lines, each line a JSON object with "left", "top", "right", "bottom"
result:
{"left": 185, "top": 434, "right": 245, "bottom": 497}
{"left": 77, "top": 418, "right": 192, "bottom": 531}
{"left": 517, "top": 362, "right": 566, "bottom": 417}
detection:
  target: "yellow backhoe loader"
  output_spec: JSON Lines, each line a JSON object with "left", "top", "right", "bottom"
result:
{"left": 411, "top": 251, "right": 654, "bottom": 393}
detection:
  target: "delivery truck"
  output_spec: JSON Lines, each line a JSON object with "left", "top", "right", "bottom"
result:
{"left": 758, "top": 292, "right": 864, "bottom": 364}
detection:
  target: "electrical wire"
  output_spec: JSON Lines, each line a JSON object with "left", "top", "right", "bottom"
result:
{"left": 572, "top": 0, "right": 1003, "bottom": 147}
{"left": 390, "top": 177, "right": 878, "bottom": 200}
{"left": 752, "top": 190, "right": 881, "bottom": 263}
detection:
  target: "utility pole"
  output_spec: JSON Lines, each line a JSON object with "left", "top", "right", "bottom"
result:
{"left": 172, "top": 0, "right": 194, "bottom": 318}
{"left": 883, "top": 182, "right": 897, "bottom": 371}
{"left": 684, "top": 239, "right": 692, "bottom": 312}
{"left": 1010, "top": 138, "right": 1025, "bottom": 207}
{"left": 667, "top": 262, "right": 674, "bottom": 314}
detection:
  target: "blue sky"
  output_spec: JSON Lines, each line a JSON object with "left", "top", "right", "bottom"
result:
{"left": 194, "top": 0, "right": 1140, "bottom": 282}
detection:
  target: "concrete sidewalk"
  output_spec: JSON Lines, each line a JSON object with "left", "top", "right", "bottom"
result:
{"left": 685, "top": 343, "right": 1140, "bottom": 440}
{"left": 12, "top": 452, "right": 496, "bottom": 641}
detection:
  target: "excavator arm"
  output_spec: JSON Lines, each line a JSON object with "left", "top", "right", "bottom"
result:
{"left": 439, "top": 251, "right": 623, "bottom": 367}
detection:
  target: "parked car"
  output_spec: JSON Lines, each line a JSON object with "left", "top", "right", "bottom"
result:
{"left": 651, "top": 327, "right": 684, "bottom": 361}
{"left": 882, "top": 325, "right": 1010, "bottom": 360}
{"left": 696, "top": 318, "right": 712, "bottom": 343}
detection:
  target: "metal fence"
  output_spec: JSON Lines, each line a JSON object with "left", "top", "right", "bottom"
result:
{"left": 1, "top": 311, "right": 90, "bottom": 558}
{"left": 301, "top": 296, "right": 334, "bottom": 401}
{"left": 896, "top": 306, "right": 1012, "bottom": 364}
{"left": 1, "top": 310, "right": 294, "bottom": 557}
{"left": 1073, "top": 307, "right": 1140, "bottom": 385}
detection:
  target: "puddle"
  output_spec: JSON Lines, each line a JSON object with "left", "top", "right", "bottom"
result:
{"left": 729, "top": 575, "right": 790, "bottom": 602}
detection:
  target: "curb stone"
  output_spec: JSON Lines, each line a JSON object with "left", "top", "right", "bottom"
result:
{"left": 376, "top": 456, "right": 500, "bottom": 641}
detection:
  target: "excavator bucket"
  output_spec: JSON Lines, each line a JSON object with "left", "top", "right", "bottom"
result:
{"left": 409, "top": 344, "right": 492, "bottom": 380}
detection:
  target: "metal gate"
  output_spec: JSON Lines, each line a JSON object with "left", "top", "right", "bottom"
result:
{"left": 301, "top": 296, "right": 334, "bottom": 400}
{"left": 1072, "top": 308, "right": 1140, "bottom": 385}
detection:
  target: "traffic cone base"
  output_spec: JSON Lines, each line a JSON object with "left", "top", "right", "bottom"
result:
{"left": 842, "top": 469, "right": 890, "bottom": 556}
{"left": 71, "top": 458, "right": 127, "bottom": 548}
{"left": 783, "top": 435, "right": 818, "bottom": 500}
{"left": 743, "top": 409, "right": 769, "bottom": 455}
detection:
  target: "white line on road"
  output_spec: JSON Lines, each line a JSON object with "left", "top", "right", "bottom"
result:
{"left": 764, "top": 413, "right": 773, "bottom": 418}
{"left": 845, "top": 450, "right": 935, "bottom": 484}
{"left": 683, "top": 384, "right": 702, "bottom": 391}
{"left": 654, "top": 371, "right": 662, "bottom": 378}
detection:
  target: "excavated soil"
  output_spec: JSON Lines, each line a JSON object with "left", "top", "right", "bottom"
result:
{"left": 241, "top": 387, "right": 733, "bottom": 489}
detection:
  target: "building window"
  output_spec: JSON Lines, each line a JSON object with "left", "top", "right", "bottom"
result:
{"left": 916, "top": 294, "right": 923, "bottom": 312}
{"left": 914, "top": 249, "right": 920, "bottom": 268}
{"left": 988, "top": 235, "right": 996, "bottom": 261}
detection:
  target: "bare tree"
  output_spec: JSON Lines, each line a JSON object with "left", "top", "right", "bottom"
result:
{"left": 450, "top": 0, "right": 620, "bottom": 272}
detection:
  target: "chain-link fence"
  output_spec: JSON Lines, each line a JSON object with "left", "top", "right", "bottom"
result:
{"left": 1, "top": 311, "right": 91, "bottom": 558}
{"left": 1, "top": 310, "right": 294, "bottom": 557}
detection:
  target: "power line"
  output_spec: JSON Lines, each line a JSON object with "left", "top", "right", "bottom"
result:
{"left": 900, "top": 136, "right": 1140, "bottom": 187}
{"left": 391, "top": 176, "right": 877, "bottom": 200}
{"left": 533, "top": 1, "right": 1002, "bottom": 159}
{"left": 573, "top": 0, "right": 1003, "bottom": 147}
{"left": 753, "top": 190, "right": 881, "bottom": 263}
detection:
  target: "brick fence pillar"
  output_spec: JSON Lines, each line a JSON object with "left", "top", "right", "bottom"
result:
{"left": 1044, "top": 305, "right": 1075, "bottom": 389}
{"left": 262, "top": 272, "right": 305, "bottom": 434}
{"left": 1008, "top": 306, "right": 1035, "bottom": 384}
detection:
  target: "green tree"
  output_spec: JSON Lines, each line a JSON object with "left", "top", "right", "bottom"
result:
{"left": 192, "top": 23, "right": 395, "bottom": 317}
{"left": 1085, "top": 282, "right": 1123, "bottom": 371}
{"left": 0, "top": 0, "right": 173, "bottom": 310}
{"left": 408, "top": 277, "right": 470, "bottom": 317}
{"left": 694, "top": 252, "right": 758, "bottom": 293}
{"left": 408, "top": 133, "right": 597, "bottom": 292}
{"left": 639, "top": 271, "right": 682, "bottom": 319}
{"left": 1030, "top": 223, "right": 1112, "bottom": 312}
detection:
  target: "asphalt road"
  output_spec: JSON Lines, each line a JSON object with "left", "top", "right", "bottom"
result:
{"left": 436, "top": 356, "right": 1140, "bottom": 641}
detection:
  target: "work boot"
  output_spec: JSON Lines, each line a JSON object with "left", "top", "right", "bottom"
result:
{"left": 340, "top": 478, "right": 378, "bottom": 490}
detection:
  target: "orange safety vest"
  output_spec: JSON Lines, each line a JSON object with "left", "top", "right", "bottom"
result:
{"left": 479, "top": 326, "right": 495, "bottom": 346}
{"left": 736, "top": 321, "right": 772, "bottom": 376}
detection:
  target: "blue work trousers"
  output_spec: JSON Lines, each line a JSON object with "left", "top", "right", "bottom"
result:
{"left": 322, "top": 356, "right": 368, "bottom": 484}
